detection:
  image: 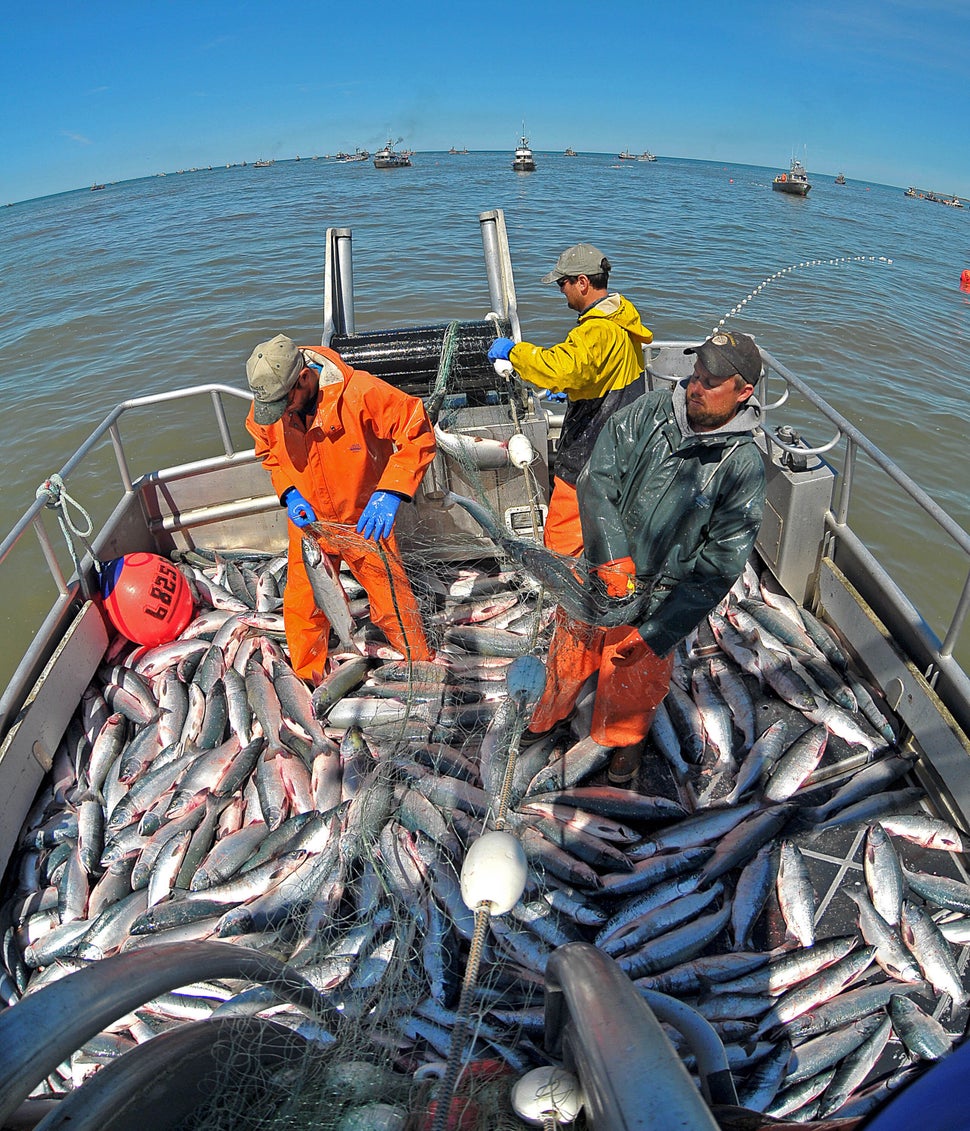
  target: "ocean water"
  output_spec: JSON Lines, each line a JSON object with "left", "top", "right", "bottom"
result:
{"left": 1, "top": 152, "right": 968, "bottom": 674}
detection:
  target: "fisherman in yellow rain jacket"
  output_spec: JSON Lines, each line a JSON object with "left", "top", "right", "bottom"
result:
{"left": 488, "top": 243, "right": 653, "bottom": 557}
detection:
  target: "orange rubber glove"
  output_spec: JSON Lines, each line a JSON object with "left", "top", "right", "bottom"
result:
{"left": 593, "top": 556, "right": 636, "bottom": 598}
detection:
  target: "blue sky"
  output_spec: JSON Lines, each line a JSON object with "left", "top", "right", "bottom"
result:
{"left": 3, "top": 0, "right": 969, "bottom": 204}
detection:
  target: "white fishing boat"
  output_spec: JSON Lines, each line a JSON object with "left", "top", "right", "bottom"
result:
{"left": 512, "top": 135, "right": 536, "bottom": 172}
{"left": 1, "top": 208, "right": 969, "bottom": 1128}
{"left": 772, "top": 157, "right": 812, "bottom": 196}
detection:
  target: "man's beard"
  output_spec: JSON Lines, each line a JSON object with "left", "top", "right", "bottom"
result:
{"left": 686, "top": 399, "right": 738, "bottom": 431}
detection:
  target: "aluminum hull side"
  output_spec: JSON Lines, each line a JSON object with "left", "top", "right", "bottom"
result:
{"left": 772, "top": 180, "right": 811, "bottom": 195}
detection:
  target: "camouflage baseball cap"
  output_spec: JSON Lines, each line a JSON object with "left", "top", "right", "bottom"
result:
{"left": 685, "top": 330, "right": 763, "bottom": 385}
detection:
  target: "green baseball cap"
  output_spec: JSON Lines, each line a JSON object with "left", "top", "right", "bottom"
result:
{"left": 541, "top": 243, "right": 611, "bottom": 284}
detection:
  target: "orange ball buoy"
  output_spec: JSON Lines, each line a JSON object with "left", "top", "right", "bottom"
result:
{"left": 418, "top": 1098, "right": 479, "bottom": 1130}
{"left": 100, "top": 553, "right": 195, "bottom": 646}
{"left": 961, "top": 269, "right": 970, "bottom": 293}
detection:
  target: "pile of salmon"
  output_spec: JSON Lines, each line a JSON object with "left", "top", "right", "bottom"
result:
{"left": 3, "top": 544, "right": 969, "bottom": 1127}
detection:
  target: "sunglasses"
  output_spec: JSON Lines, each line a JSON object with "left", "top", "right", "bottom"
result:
{"left": 556, "top": 276, "right": 577, "bottom": 291}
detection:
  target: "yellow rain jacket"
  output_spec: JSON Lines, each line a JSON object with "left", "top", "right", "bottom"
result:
{"left": 509, "top": 294, "right": 653, "bottom": 485}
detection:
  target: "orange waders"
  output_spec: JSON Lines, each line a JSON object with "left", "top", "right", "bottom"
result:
{"left": 530, "top": 612, "right": 674, "bottom": 747}
{"left": 542, "top": 477, "right": 585, "bottom": 557}
{"left": 283, "top": 523, "right": 431, "bottom": 684}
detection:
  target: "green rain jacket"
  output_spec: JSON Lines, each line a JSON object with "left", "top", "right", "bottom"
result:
{"left": 509, "top": 294, "right": 653, "bottom": 485}
{"left": 577, "top": 381, "right": 766, "bottom": 657}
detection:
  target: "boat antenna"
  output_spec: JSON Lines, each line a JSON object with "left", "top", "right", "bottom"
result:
{"left": 711, "top": 255, "right": 893, "bottom": 336}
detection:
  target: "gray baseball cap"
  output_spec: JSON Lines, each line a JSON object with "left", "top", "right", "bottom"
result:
{"left": 541, "top": 243, "right": 611, "bottom": 284}
{"left": 685, "top": 330, "right": 763, "bottom": 385}
{"left": 246, "top": 334, "right": 304, "bottom": 424}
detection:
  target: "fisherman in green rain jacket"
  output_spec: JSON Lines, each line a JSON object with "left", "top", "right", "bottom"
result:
{"left": 529, "top": 329, "right": 766, "bottom": 786}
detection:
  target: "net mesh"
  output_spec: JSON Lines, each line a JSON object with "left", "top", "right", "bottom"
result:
{"left": 0, "top": 427, "right": 964, "bottom": 1129}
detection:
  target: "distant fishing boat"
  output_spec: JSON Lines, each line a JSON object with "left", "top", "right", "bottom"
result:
{"left": 373, "top": 139, "right": 411, "bottom": 169}
{"left": 90, "top": 183, "right": 106, "bottom": 192}
{"left": 835, "top": 172, "right": 846, "bottom": 185}
{"left": 564, "top": 147, "right": 577, "bottom": 157}
{"left": 512, "top": 135, "right": 536, "bottom": 172}
{"left": 772, "top": 157, "right": 811, "bottom": 196}
{"left": 617, "top": 149, "right": 635, "bottom": 161}
{"left": 638, "top": 151, "right": 657, "bottom": 162}
{"left": 337, "top": 148, "right": 369, "bottom": 163}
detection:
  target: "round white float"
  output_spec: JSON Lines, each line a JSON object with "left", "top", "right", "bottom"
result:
{"left": 507, "top": 432, "right": 537, "bottom": 468}
{"left": 511, "top": 1066, "right": 583, "bottom": 1125}
{"left": 459, "top": 830, "right": 527, "bottom": 914}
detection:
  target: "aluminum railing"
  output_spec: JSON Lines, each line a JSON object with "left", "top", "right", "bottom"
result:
{"left": 0, "top": 384, "right": 255, "bottom": 742}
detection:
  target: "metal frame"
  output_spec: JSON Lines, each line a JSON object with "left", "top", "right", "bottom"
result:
{"left": 322, "top": 226, "right": 355, "bottom": 345}
{"left": 479, "top": 208, "right": 522, "bottom": 341}
{"left": 322, "top": 210, "right": 522, "bottom": 349}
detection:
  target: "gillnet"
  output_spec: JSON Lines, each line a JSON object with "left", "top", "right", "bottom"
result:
{"left": 2, "top": 400, "right": 969, "bottom": 1130}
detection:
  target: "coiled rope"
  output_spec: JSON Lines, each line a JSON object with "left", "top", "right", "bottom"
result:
{"left": 35, "top": 474, "right": 100, "bottom": 593}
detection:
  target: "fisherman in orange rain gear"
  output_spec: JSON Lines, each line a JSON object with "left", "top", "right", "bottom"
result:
{"left": 245, "top": 334, "right": 436, "bottom": 683}
{"left": 487, "top": 243, "right": 653, "bottom": 557}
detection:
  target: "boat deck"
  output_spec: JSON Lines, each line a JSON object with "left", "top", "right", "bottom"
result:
{"left": 1, "top": 213, "right": 968, "bottom": 1126}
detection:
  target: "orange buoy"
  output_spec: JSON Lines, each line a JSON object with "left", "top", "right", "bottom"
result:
{"left": 101, "top": 552, "right": 195, "bottom": 646}
{"left": 418, "top": 1098, "right": 479, "bottom": 1130}
{"left": 961, "top": 269, "right": 970, "bottom": 293}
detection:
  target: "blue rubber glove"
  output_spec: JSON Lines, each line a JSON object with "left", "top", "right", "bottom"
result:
{"left": 487, "top": 337, "right": 515, "bottom": 362}
{"left": 356, "top": 490, "right": 401, "bottom": 541}
{"left": 283, "top": 487, "right": 316, "bottom": 528}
